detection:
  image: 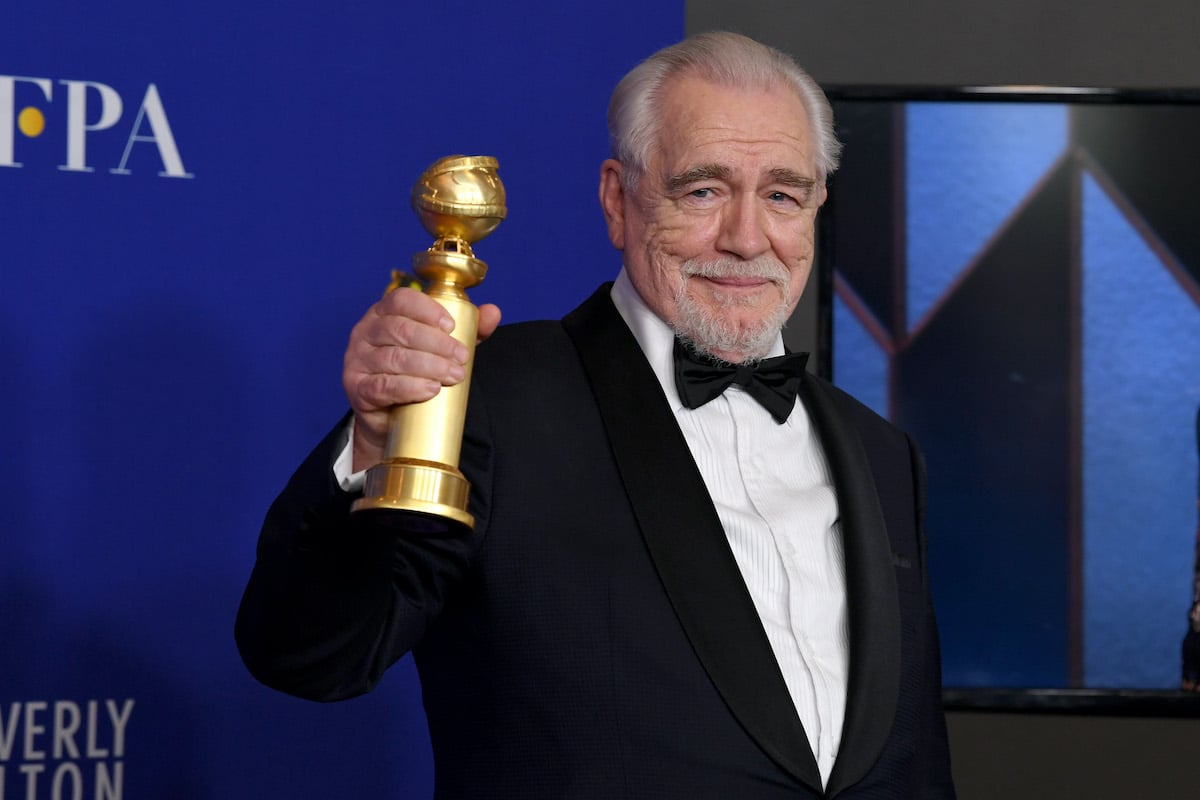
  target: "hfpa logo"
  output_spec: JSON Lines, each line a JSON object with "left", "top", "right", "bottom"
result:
{"left": 0, "top": 75, "right": 192, "bottom": 178}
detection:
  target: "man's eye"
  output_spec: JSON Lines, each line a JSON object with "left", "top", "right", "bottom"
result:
{"left": 689, "top": 188, "right": 712, "bottom": 198}
{"left": 769, "top": 191, "right": 795, "bottom": 203}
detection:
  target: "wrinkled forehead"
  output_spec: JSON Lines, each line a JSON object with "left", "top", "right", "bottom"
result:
{"left": 650, "top": 77, "right": 817, "bottom": 174}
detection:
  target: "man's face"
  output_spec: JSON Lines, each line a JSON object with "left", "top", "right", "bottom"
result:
{"left": 600, "top": 75, "right": 827, "bottom": 363}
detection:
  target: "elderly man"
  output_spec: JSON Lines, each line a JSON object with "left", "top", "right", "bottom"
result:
{"left": 237, "top": 31, "right": 956, "bottom": 799}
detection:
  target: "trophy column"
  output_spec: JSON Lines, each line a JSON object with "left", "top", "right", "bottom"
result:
{"left": 352, "top": 155, "right": 506, "bottom": 533}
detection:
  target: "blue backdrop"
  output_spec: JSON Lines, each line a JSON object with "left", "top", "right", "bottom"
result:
{"left": 1, "top": 3, "right": 681, "bottom": 797}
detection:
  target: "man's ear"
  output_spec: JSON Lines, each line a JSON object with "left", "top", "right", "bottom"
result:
{"left": 598, "top": 159, "right": 626, "bottom": 250}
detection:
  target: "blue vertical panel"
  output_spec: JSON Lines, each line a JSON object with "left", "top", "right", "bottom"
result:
{"left": 831, "top": 294, "right": 889, "bottom": 418}
{"left": 0, "top": 2, "right": 684, "bottom": 797}
{"left": 1081, "top": 173, "right": 1200, "bottom": 687}
{"left": 906, "top": 103, "right": 1067, "bottom": 330}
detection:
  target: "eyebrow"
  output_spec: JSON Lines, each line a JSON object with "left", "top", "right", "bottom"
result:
{"left": 664, "top": 164, "right": 818, "bottom": 194}
{"left": 769, "top": 167, "right": 818, "bottom": 191}
{"left": 664, "top": 164, "right": 731, "bottom": 194}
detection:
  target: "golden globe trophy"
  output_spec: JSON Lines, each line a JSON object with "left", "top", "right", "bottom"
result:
{"left": 351, "top": 155, "right": 506, "bottom": 532}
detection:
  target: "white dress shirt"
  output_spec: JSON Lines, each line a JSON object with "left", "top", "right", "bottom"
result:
{"left": 334, "top": 270, "right": 849, "bottom": 786}
{"left": 610, "top": 269, "right": 848, "bottom": 787}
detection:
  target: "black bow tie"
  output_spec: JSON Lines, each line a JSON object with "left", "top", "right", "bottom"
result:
{"left": 673, "top": 339, "right": 808, "bottom": 424}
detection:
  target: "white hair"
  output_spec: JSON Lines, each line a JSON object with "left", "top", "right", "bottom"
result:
{"left": 607, "top": 31, "right": 841, "bottom": 189}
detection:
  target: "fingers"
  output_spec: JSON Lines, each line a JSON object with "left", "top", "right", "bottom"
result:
{"left": 478, "top": 303, "right": 502, "bottom": 342}
{"left": 365, "top": 287, "right": 468, "bottom": 360}
{"left": 345, "top": 289, "right": 464, "bottom": 402}
{"left": 343, "top": 288, "right": 499, "bottom": 470}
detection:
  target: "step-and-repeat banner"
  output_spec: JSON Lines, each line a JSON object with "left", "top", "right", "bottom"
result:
{"left": 1, "top": 3, "right": 681, "bottom": 797}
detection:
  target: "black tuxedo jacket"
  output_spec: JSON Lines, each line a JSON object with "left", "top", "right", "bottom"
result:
{"left": 237, "top": 286, "right": 955, "bottom": 799}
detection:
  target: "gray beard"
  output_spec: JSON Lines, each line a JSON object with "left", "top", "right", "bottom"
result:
{"left": 671, "top": 256, "right": 792, "bottom": 364}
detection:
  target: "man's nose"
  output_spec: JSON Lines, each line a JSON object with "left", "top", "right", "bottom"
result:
{"left": 715, "top": 194, "right": 770, "bottom": 260}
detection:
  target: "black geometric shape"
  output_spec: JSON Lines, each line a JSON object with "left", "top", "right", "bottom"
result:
{"left": 1073, "top": 104, "right": 1200, "bottom": 285}
{"left": 825, "top": 101, "right": 906, "bottom": 340}
{"left": 897, "top": 159, "right": 1076, "bottom": 687}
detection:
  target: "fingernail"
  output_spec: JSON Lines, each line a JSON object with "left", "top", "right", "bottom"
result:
{"left": 439, "top": 316, "right": 455, "bottom": 333}
{"left": 449, "top": 364, "right": 466, "bottom": 382}
{"left": 453, "top": 344, "right": 469, "bottom": 363}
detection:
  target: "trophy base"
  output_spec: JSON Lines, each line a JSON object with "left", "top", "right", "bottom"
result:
{"left": 352, "top": 458, "right": 475, "bottom": 533}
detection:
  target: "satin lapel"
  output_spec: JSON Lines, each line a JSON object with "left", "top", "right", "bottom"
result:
{"left": 798, "top": 376, "right": 901, "bottom": 797}
{"left": 562, "top": 286, "right": 821, "bottom": 790}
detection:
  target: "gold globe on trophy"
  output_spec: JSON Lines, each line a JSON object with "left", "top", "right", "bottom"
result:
{"left": 352, "top": 155, "right": 506, "bottom": 532}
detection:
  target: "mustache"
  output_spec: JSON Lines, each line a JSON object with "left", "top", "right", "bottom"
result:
{"left": 679, "top": 256, "right": 790, "bottom": 286}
